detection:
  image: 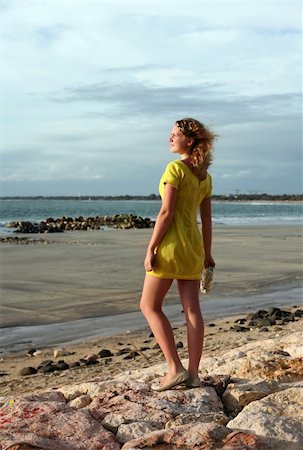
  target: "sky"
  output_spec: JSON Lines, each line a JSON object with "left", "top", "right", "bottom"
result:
{"left": 0, "top": 0, "right": 302, "bottom": 196}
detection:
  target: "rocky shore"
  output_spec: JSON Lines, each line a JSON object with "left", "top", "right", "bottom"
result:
{"left": 1, "top": 307, "right": 302, "bottom": 449}
{"left": 6, "top": 215, "right": 155, "bottom": 233}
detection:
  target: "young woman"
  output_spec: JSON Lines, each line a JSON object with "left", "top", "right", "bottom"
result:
{"left": 140, "top": 117, "right": 216, "bottom": 391}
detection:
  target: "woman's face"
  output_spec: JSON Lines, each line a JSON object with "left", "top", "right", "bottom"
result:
{"left": 169, "top": 124, "right": 192, "bottom": 156}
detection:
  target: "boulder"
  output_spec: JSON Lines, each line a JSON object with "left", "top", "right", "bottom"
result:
{"left": 0, "top": 390, "right": 119, "bottom": 449}
{"left": 87, "top": 381, "right": 224, "bottom": 434}
{"left": 228, "top": 387, "right": 303, "bottom": 448}
{"left": 222, "top": 380, "right": 278, "bottom": 414}
{"left": 121, "top": 423, "right": 265, "bottom": 450}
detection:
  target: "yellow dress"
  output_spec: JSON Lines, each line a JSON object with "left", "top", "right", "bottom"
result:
{"left": 148, "top": 159, "right": 212, "bottom": 280}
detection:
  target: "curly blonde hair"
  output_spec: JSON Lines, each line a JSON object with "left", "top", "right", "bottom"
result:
{"left": 176, "top": 118, "right": 216, "bottom": 175}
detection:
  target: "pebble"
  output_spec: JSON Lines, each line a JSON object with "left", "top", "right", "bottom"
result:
{"left": 98, "top": 349, "right": 114, "bottom": 358}
{"left": 20, "top": 367, "right": 37, "bottom": 376}
{"left": 54, "top": 348, "right": 71, "bottom": 357}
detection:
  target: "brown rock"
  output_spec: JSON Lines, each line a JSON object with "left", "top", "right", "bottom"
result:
{"left": 0, "top": 390, "right": 119, "bottom": 449}
{"left": 121, "top": 423, "right": 265, "bottom": 449}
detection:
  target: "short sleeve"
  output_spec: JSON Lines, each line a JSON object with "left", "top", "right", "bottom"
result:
{"left": 205, "top": 174, "right": 212, "bottom": 198}
{"left": 162, "top": 161, "right": 183, "bottom": 190}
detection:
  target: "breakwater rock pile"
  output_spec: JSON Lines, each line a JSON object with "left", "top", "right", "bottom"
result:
{"left": 1, "top": 328, "right": 302, "bottom": 449}
{"left": 6, "top": 214, "right": 155, "bottom": 233}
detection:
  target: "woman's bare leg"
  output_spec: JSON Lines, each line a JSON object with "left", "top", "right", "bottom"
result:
{"left": 177, "top": 279, "right": 204, "bottom": 377}
{"left": 140, "top": 274, "right": 184, "bottom": 381}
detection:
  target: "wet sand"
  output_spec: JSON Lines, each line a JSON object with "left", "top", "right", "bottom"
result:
{"left": 0, "top": 225, "right": 302, "bottom": 396}
{"left": 0, "top": 225, "right": 302, "bottom": 349}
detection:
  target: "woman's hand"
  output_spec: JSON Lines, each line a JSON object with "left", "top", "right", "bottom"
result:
{"left": 204, "top": 255, "right": 215, "bottom": 269}
{"left": 144, "top": 248, "right": 156, "bottom": 272}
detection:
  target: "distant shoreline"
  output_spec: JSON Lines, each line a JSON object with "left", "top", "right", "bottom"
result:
{"left": 1, "top": 194, "right": 302, "bottom": 201}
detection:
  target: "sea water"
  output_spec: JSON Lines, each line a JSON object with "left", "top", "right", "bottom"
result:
{"left": 0, "top": 198, "right": 302, "bottom": 232}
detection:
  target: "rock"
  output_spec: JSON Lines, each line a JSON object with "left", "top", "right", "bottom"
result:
{"left": 121, "top": 423, "right": 264, "bottom": 449}
{"left": 0, "top": 390, "right": 119, "bottom": 449}
{"left": 69, "top": 361, "right": 81, "bottom": 368}
{"left": 84, "top": 354, "right": 99, "bottom": 363}
{"left": 234, "top": 318, "right": 246, "bottom": 324}
{"left": 201, "top": 331, "right": 303, "bottom": 381}
{"left": 228, "top": 387, "right": 303, "bottom": 448}
{"left": 88, "top": 381, "right": 224, "bottom": 435}
{"left": 56, "top": 360, "right": 69, "bottom": 371}
{"left": 222, "top": 380, "right": 278, "bottom": 413}
{"left": 37, "top": 364, "right": 56, "bottom": 374}
{"left": 19, "top": 367, "right": 37, "bottom": 376}
{"left": 26, "top": 349, "right": 36, "bottom": 357}
{"left": 54, "top": 348, "right": 70, "bottom": 357}
{"left": 123, "top": 351, "right": 139, "bottom": 360}
{"left": 165, "top": 411, "right": 229, "bottom": 427}
{"left": 115, "top": 348, "right": 131, "bottom": 356}
{"left": 32, "top": 351, "right": 43, "bottom": 357}
{"left": 201, "top": 375, "right": 231, "bottom": 397}
{"left": 294, "top": 309, "right": 303, "bottom": 317}
{"left": 98, "top": 349, "right": 114, "bottom": 358}
{"left": 5, "top": 444, "right": 47, "bottom": 449}
{"left": 58, "top": 381, "right": 108, "bottom": 401}
{"left": 230, "top": 325, "right": 250, "bottom": 332}
{"left": 69, "top": 394, "right": 92, "bottom": 409}
{"left": 116, "top": 421, "right": 158, "bottom": 444}
{"left": 3, "top": 322, "right": 303, "bottom": 450}
{"left": 10, "top": 214, "right": 155, "bottom": 233}
{"left": 176, "top": 341, "right": 184, "bottom": 348}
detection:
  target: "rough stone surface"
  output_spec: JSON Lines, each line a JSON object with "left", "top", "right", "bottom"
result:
{"left": 121, "top": 423, "right": 265, "bottom": 450}
{"left": 88, "top": 381, "right": 224, "bottom": 434}
{"left": 57, "top": 381, "right": 109, "bottom": 401}
{"left": 1, "top": 330, "right": 302, "bottom": 450}
{"left": 0, "top": 391, "right": 119, "bottom": 450}
{"left": 201, "top": 331, "right": 303, "bottom": 382}
{"left": 222, "top": 380, "right": 278, "bottom": 414}
{"left": 68, "top": 394, "right": 92, "bottom": 409}
{"left": 165, "top": 411, "right": 229, "bottom": 428}
{"left": 228, "top": 387, "right": 303, "bottom": 446}
{"left": 116, "top": 422, "right": 158, "bottom": 444}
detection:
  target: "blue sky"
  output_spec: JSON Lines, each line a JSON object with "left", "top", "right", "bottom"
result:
{"left": 0, "top": 0, "right": 302, "bottom": 196}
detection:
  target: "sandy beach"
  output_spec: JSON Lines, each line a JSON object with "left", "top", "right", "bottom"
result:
{"left": 0, "top": 225, "right": 302, "bottom": 396}
{"left": 1, "top": 225, "right": 302, "bottom": 328}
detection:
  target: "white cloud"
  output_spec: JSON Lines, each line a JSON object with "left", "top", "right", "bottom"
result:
{"left": 0, "top": 0, "right": 301, "bottom": 195}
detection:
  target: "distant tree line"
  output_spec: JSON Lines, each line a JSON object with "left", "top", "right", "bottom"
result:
{"left": 0, "top": 193, "right": 302, "bottom": 201}
{"left": 212, "top": 193, "right": 303, "bottom": 201}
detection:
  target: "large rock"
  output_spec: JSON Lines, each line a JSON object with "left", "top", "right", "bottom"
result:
{"left": 88, "top": 381, "right": 224, "bottom": 437}
{"left": 201, "top": 331, "right": 303, "bottom": 382}
{"left": 222, "top": 380, "right": 278, "bottom": 414}
{"left": 2, "top": 329, "right": 302, "bottom": 449}
{"left": 228, "top": 387, "right": 303, "bottom": 449}
{"left": 0, "top": 390, "right": 119, "bottom": 450}
{"left": 57, "top": 381, "right": 109, "bottom": 401}
{"left": 121, "top": 423, "right": 265, "bottom": 449}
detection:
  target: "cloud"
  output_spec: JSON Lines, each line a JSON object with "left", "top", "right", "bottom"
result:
{"left": 0, "top": 0, "right": 301, "bottom": 195}
{"left": 52, "top": 80, "right": 300, "bottom": 126}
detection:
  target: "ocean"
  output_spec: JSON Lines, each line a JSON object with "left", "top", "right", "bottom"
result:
{"left": 0, "top": 199, "right": 303, "bottom": 233}
{"left": 0, "top": 198, "right": 302, "bottom": 232}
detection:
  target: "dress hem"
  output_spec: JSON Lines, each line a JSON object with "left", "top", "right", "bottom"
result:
{"left": 146, "top": 271, "right": 201, "bottom": 281}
